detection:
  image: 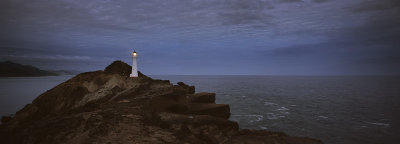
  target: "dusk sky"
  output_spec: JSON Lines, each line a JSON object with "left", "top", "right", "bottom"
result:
{"left": 0, "top": 0, "right": 399, "bottom": 75}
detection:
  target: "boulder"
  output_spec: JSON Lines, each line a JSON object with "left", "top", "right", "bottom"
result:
{"left": 1, "top": 116, "right": 12, "bottom": 124}
{"left": 104, "top": 60, "right": 131, "bottom": 77}
{"left": 149, "top": 95, "right": 189, "bottom": 114}
{"left": 104, "top": 60, "right": 147, "bottom": 77}
{"left": 189, "top": 103, "right": 231, "bottom": 119}
{"left": 177, "top": 82, "right": 195, "bottom": 94}
{"left": 158, "top": 112, "right": 238, "bottom": 129}
{"left": 189, "top": 92, "right": 216, "bottom": 103}
{"left": 228, "top": 129, "right": 324, "bottom": 144}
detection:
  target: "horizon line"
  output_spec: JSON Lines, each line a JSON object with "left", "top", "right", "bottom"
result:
{"left": 148, "top": 74, "right": 400, "bottom": 76}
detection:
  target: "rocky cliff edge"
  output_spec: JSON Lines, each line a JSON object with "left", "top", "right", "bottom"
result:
{"left": 0, "top": 61, "right": 323, "bottom": 144}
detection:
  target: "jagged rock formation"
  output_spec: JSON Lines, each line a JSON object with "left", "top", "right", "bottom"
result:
{"left": 0, "top": 61, "right": 323, "bottom": 144}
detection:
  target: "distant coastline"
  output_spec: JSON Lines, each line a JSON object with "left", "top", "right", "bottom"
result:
{"left": 0, "top": 61, "right": 78, "bottom": 77}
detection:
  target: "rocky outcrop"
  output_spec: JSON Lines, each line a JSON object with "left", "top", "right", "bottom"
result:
{"left": 0, "top": 61, "right": 323, "bottom": 144}
{"left": 189, "top": 92, "right": 216, "bottom": 103}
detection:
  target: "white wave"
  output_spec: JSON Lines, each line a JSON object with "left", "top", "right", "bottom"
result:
{"left": 232, "top": 114, "right": 264, "bottom": 123}
{"left": 318, "top": 116, "right": 328, "bottom": 119}
{"left": 266, "top": 113, "right": 279, "bottom": 120}
{"left": 276, "top": 107, "right": 289, "bottom": 111}
{"left": 282, "top": 111, "right": 290, "bottom": 114}
{"left": 249, "top": 114, "right": 264, "bottom": 123}
{"left": 364, "top": 121, "right": 390, "bottom": 127}
{"left": 263, "top": 101, "right": 276, "bottom": 106}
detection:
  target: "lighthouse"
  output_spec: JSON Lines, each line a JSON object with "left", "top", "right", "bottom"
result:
{"left": 130, "top": 51, "right": 138, "bottom": 77}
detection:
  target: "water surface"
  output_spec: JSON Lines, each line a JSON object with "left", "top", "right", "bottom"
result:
{"left": 152, "top": 75, "right": 400, "bottom": 144}
{"left": 0, "top": 76, "right": 72, "bottom": 117}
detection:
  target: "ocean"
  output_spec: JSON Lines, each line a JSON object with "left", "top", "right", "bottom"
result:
{"left": 0, "top": 76, "right": 73, "bottom": 118}
{"left": 1, "top": 75, "right": 399, "bottom": 144}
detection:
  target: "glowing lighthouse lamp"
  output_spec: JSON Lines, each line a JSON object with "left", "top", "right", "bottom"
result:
{"left": 130, "top": 51, "right": 138, "bottom": 77}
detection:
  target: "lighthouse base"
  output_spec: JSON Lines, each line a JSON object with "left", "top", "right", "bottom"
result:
{"left": 130, "top": 74, "right": 138, "bottom": 77}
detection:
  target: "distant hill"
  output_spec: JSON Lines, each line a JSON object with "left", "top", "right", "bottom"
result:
{"left": 0, "top": 61, "right": 59, "bottom": 77}
{"left": 48, "top": 70, "right": 80, "bottom": 75}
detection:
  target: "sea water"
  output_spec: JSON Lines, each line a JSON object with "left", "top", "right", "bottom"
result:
{"left": 0, "top": 76, "right": 72, "bottom": 117}
{"left": 152, "top": 75, "right": 400, "bottom": 144}
{"left": 1, "top": 75, "right": 399, "bottom": 144}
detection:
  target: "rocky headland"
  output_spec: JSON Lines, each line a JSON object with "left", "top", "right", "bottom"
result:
{"left": 0, "top": 61, "right": 323, "bottom": 144}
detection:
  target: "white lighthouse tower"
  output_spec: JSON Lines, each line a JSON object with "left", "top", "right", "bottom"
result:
{"left": 130, "top": 51, "right": 138, "bottom": 77}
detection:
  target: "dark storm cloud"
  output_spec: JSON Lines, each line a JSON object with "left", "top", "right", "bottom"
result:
{"left": 311, "top": 0, "right": 332, "bottom": 3}
{"left": 224, "top": 0, "right": 273, "bottom": 10}
{"left": 278, "top": 0, "right": 303, "bottom": 3}
{"left": 258, "top": 39, "right": 400, "bottom": 75}
{"left": 333, "top": 17, "right": 400, "bottom": 46}
{"left": 331, "top": 1, "right": 400, "bottom": 58}
{"left": 261, "top": 45, "right": 315, "bottom": 57}
{"left": 218, "top": 11, "right": 271, "bottom": 26}
{"left": 351, "top": 0, "right": 400, "bottom": 12}
{"left": 255, "top": 0, "right": 400, "bottom": 74}
{"left": 0, "top": 46, "right": 54, "bottom": 55}
{"left": 203, "top": 0, "right": 274, "bottom": 27}
{"left": 360, "top": 56, "right": 400, "bottom": 65}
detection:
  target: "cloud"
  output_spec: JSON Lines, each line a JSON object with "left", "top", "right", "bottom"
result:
{"left": 214, "top": 0, "right": 274, "bottom": 27}
{"left": 218, "top": 11, "right": 271, "bottom": 26}
{"left": 311, "top": 0, "right": 332, "bottom": 3}
{"left": 350, "top": 0, "right": 400, "bottom": 13}
{"left": 261, "top": 45, "right": 315, "bottom": 57}
{"left": 278, "top": 0, "right": 303, "bottom": 3}
{"left": 225, "top": 0, "right": 273, "bottom": 10}
{"left": 1, "top": 54, "right": 91, "bottom": 61}
{"left": 360, "top": 56, "right": 400, "bottom": 65}
{"left": 0, "top": 46, "right": 53, "bottom": 55}
{"left": 330, "top": 8, "right": 400, "bottom": 46}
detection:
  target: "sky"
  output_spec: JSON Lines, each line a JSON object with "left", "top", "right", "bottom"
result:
{"left": 0, "top": 0, "right": 399, "bottom": 75}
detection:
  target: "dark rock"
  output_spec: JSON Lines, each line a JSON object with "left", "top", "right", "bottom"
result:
{"left": 1, "top": 116, "right": 12, "bottom": 124}
{"left": 177, "top": 82, "right": 195, "bottom": 94}
{"left": 149, "top": 95, "right": 188, "bottom": 114}
{"left": 228, "top": 129, "right": 323, "bottom": 144}
{"left": 189, "top": 92, "right": 216, "bottom": 103}
{"left": 189, "top": 103, "right": 231, "bottom": 119}
{"left": 104, "top": 60, "right": 147, "bottom": 78}
{"left": 104, "top": 60, "right": 132, "bottom": 77}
